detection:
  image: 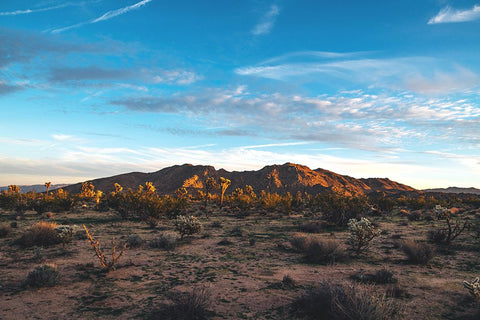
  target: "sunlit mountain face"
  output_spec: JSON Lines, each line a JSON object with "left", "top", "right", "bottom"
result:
{"left": 1, "top": 1, "right": 479, "bottom": 189}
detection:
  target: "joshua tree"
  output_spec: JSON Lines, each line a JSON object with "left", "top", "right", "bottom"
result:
{"left": 114, "top": 183, "right": 123, "bottom": 194}
{"left": 8, "top": 185, "right": 20, "bottom": 194}
{"left": 219, "top": 177, "right": 231, "bottom": 207}
{"left": 204, "top": 177, "right": 218, "bottom": 207}
{"left": 45, "top": 182, "right": 52, "bottom": 196}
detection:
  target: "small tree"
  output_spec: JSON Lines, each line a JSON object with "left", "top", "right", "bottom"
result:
{"left": 219, "top": 177, "right": 231, "bottom": 207}
{"left": 347, "top": 217, "right": 381, "bottom": 255}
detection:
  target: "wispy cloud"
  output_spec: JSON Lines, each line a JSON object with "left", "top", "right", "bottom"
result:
{"left": 111, "top": 87, "right": 480, "bottom": 153}
{"left": 51, "top": 0, "right": 153, "bottom": 34}
{"left": 252, "top": 4, "right": 280, "bottom": 35}
{"left": 428, "top": 4, "right": 480, "bottom": 24}
{"left": 0, "top": 3, "right": 70, "bottom": 16}
{"left": 235, "top": 52, "right": 480, "bottom": 94}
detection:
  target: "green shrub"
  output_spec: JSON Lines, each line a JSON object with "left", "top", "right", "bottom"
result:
{"left": 174, "top": 215, "right": 203, "bottom": 239}
{"left": 26, "top": 264, "right": 59, "bottom": 287}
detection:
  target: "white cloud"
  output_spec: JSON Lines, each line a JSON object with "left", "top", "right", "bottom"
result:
{"left": 428, "top": 4, "right": 480, "bottom": 24}
{"left": 51, "top": 0, "right": 153, "bottom": 34}
{"left": 0, "top": 3, "right": 70, "bottom": 16}
{"left": 252, "top": 5, "right": 280, "bottom": 35}
{"left": 91, "top": 0, "right": 153, "bottom": 23}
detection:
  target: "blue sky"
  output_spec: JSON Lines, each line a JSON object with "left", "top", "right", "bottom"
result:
{"left": 1, "top": 0, "right": 479, "bottom": 188}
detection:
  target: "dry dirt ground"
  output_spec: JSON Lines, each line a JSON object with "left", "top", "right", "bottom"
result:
{"left": 1, "top": 205, "right": 479, "bottom": 319}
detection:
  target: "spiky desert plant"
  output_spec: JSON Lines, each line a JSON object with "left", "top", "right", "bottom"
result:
{"left": 219, "top": 177, "right": 231, "bottom": 207}
{"left": 174, "top": 215, "right": 203, "bottom": 239}
{"left": 83, "top": 225, "right": 127, "bottom": 271}
{"left": 347, "top": 217, "right": 381, "bottom": 255}
{"left": 463, "top": 277, "right": 480, "bottom": 298}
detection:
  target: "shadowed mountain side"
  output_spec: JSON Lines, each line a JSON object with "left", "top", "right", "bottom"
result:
{"left": 63, "top": 163, "right": 416, "bottom": 196}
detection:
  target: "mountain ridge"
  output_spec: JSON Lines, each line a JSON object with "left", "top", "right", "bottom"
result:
{"left": 61, "top": 162, "right": 417, "bottom": 196}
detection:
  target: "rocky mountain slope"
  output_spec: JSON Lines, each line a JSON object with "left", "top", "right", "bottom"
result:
{"left": 62, "top": 163, "right": 416, "bottom": 196}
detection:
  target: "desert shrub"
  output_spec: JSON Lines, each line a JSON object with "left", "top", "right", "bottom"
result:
{"left": 351, "top": 268, "right": 396, "bottom": 284}
{"left": 292, "top": 280, "right": 403, "bottom": 320}
{"left": 126, "top": 234, "right": 144, "bottom": 248}
{"left": 25, "top": 264, "right": 59, "bottom": 288}
{"left": 347, "top": 218, "right": 381, "bottom": 255}
{"left": 290, "top": 233, "right": 312, "bottom": 252}
{"left": 150, "top": 232, "right": 178, "bottom": 250}
{"left": 0, "top": 225, "right": 12, "bottom": 237}
{"left": 402, "top": 240, "right": 434, "bottom": 265}
{"left": 152, "top": 287, "right": 213, "bottom": 320}
{"left": 281, "top": 274, "right": 297, "bottom": 289}
{"left": 18, "top": 221, "right": 61, "bottom": 247}
{"left": 312, "top": 192, "right": 370, "bottom": 226}
{"left": 174, "top": 215, "right": 203, "bottom": 239}
{"left": 229, "top": 226, "right": 244, "bottom": 237}
{"left": 299, "top": 221, "right": 324, "bottom": 233}
{"left": 428, "top": 208, "right": 470, "bottom": 245}
{"left": 290, "top": 233, "right": 347, "bottom": 264}
{"left": 407, "top": 210, "right": 423, "bottom": 221}
{"left": 209, "top": 221, "right": 222, "bottom": 229}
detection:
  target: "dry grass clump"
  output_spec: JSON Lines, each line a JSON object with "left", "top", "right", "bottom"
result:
{"left": 126, "top": 234, "right": 144, "bottom": 248}
{"left": 351, "top": 267, "right": 396, "bottom": 284}
{"left": 292, "top": 280, "right": 403, "bottom": 320}
{"left": 401, "top": 240, "right": 435, "bottom": 265}
{"left": 0, "top": 224, "right": 12, "bottom": 238}
{"left": 150, "top": 287, "right": 213, "bottom": 320}
{"left": 290, "top": 233, "right": 347, "bottom": 264}
{"left": 299, "top": 221, "right": 324, "bottom": 233}
{"left": 17, "top": 221, "right": 60, "bottom": 247}
{"left": 25, "top": 264, "right": 59, "bottom": 288}
{"left": 150, "top": 232, "right": 179, "bottom": 250}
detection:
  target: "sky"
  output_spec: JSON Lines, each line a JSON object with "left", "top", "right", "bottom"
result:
{"left": 0, "top": 0, "right": 479, "bottom": 189}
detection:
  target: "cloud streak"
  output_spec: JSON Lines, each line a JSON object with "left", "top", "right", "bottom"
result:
{"left": 0, "top": 3, "right": 70, "bottom": 16}
{"left": 51, "top": 0, "right": 153, "bottom": 34}
{"left": 252, "top": 4, "right": 280, "bottom": 35}
{"left": 428, "top": 4, "right": 480, "bottom": 24}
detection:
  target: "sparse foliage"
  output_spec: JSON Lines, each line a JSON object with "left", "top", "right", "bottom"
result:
{"left": 83, "top": 224, "right": 127, "bottom": 271}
